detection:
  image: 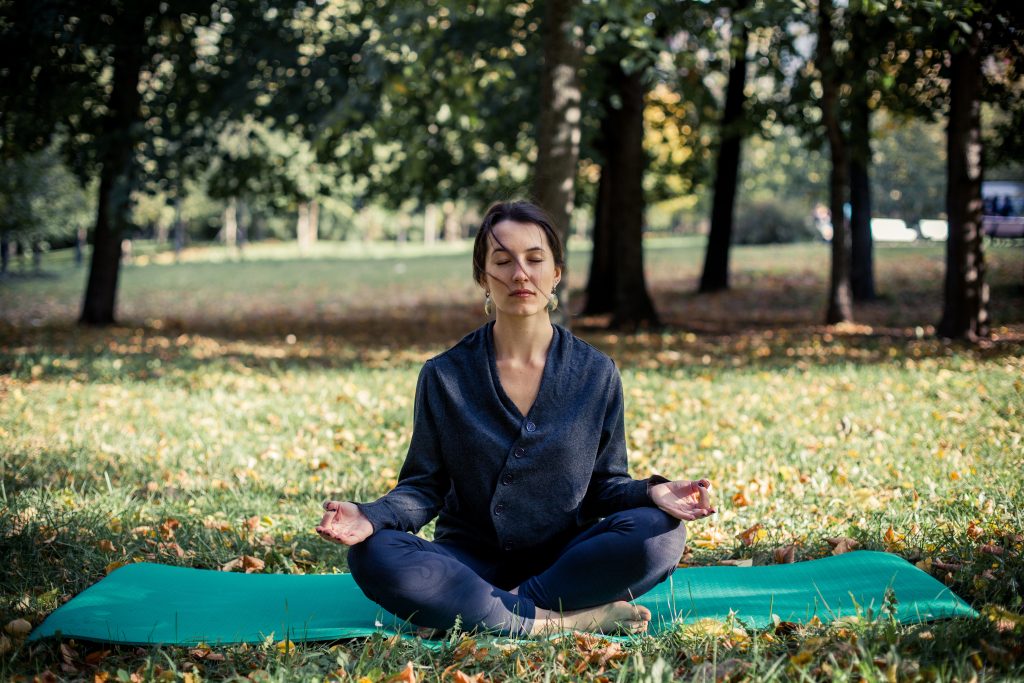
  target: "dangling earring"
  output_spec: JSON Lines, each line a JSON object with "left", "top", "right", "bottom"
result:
{"left": 547, "top": 288, "right": 559, "bottom": 312}
{"left": 484, "top": 291, "right": 493, "bottom": 317}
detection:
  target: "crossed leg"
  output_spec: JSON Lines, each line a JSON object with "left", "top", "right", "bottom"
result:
{"left": 345, "top": 508, "right": 686, "bottom": 637}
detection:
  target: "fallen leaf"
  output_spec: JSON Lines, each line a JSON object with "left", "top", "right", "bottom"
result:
{"left": 719, "top": 558, "right": 754, "bottom": 567}
{"left": 731, "top": 492, "right": 751, "bottom": 507}
{"left": 826, "top": 537, "right": 860, "bottom": 555}
{"left": 384, "top": 661, "right": 416, "bottom": 683}
{"left": 222, "top": 555, "right": 265, "bottom": 573}
{"left": 737, "top": 524, "right": 765, "bottom": 547}
{"left": 4, "top": 618, "right": 32, "bottom": 638}
{"left": 97, "top": 539, "right": 116, "bottom": 553}
{"left": 773, "top": 544, "right": 797, "bottom": 564}
{"left": 883, "top": 526, "right": 905, "bottom": 546}
{"left": 979, "top": 543, "right": 1004, "bottom": 556}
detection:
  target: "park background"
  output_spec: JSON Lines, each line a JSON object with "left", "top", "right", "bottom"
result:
{"left": 1, "top": 0, "right": 1023, "bottom": 681}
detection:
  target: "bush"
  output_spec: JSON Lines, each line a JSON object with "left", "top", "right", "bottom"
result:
{"left": 733, "top": 200, "right": 818, "bottom": 245}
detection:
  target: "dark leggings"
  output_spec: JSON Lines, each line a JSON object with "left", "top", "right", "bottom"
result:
{"left": 346, "top": 507, "right": 687, "bottom": 637}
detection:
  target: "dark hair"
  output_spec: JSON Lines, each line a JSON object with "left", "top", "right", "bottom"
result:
{"left": 472, "top": 201, "right": 565, "bottom": 286}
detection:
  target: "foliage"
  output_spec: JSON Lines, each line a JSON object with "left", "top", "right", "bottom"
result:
{"left": 0, "top": 146, "right": 94, "bottom": 245}
{"left": 732, "top": 199, "right": 817, "bottom": 245}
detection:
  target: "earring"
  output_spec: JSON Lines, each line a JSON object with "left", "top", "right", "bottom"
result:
{"left": 484, "top": 291, "right": 493, "bottom": 317}
{"left": 547, "top": 288, "right": 559, "bottom": 312}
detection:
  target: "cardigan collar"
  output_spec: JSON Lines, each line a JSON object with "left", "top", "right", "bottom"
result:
{"left": 482, "top": 320, "right": 571, "bottom": 422}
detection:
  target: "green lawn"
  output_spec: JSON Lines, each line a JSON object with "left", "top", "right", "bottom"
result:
{"left": 1, "top": 239, "right": 1022, "bottom": 681}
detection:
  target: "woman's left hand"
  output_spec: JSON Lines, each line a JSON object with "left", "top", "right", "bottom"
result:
{"left": 649, "top": 479, "right": 716, "bottom": 521}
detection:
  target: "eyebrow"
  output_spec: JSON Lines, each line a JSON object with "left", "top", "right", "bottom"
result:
{"left": 491, "top": 246, "right": 546, "bottom": 255}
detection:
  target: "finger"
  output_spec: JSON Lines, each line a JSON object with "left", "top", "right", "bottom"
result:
{"left": 698, "top": 479, "right": 712, "bottom": 489}
{"left": 323, "top": 500, "right": 339, "bottom": 512}
{"left": 319, "top": 512, "right": 334, "bottom": 527}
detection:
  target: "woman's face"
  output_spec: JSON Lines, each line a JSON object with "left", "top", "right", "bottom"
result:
{"left": 483, "top": 220, "right": 562, "bottom": 319}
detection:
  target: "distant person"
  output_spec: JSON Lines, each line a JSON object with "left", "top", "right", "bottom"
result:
{"left": 316, "top": 200, "right": 715, "bottom": 637}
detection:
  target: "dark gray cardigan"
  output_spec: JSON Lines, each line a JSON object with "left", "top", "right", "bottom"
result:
{"left": 357, "top": 322, "right": 666, "bottom": 554}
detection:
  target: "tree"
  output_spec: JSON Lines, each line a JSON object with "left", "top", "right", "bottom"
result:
{"left": 531, "top": 0, "right": 582, "bottom": 326}
{"left": 699, "top": 0, "right": 750, "bottom": 293}
{"left": 817, "top": 0, "right": 854, "bottom": 324}
{"left": 0, "top": 1, "right": 221, "bottom": 324}
{"left": 583, "top": 54, "right": 660, "bottom": 328}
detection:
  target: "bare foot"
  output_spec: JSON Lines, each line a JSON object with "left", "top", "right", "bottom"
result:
{"left": 531, "top": 601, "right": 651, "bottom": 636}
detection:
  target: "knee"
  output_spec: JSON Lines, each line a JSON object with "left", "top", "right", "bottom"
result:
{"left": 346, "top": 529, "right": 409, "bottom": 587}
{"left": 634, "top": 508, "right": 687, "bottom": 570}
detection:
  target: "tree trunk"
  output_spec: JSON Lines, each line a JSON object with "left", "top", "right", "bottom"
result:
{"left": 937, "top": 31, "right": 988, "bottom": 340}
{"left": 424, "top": 204, "right": 439, "bottom": 244}
{"left": 605, "top": 61, "right": 659, "bottom": 329}
{"left": 442, "top": 201, "right": 461, "bottom": 241}
{"left": 79, "top": 8, "right": 146, "bottom": 325}
{"left": 1, "top": 234, "right": 10, "bottom": 275}
{"left": 818, "top": 0, "right": 853, "bottom": 325}
{"left": 223, "top": 197, "right": 238, "bottom": 248}
{"left": 582, "top": 161, "right": 614, "bottom": 314}
{"left": 309, "top": 199, "right": 319, "bottom": 247}
{"left": 699, "top": 3, "right": 749, "bottom": 293}
{"left": 531, "top": 0, "right": 582, "bottom": 326}
{"left": 173, "top": 196, "right": 185, "bottom": 262}
{"left": 848, "top": 11, "right": 876, "bottom": 302}
{"left": 32, "top": 241, "right": 42, "bottom": 273}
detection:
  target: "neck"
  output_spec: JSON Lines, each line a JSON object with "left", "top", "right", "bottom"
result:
{"left": 492, "top": 314, "right": 554, "bottom": 364}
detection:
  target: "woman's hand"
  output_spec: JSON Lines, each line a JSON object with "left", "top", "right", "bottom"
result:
{"left": 316, "top": 501, "right": 374, "bottom": 546}
{"left": 649, "top": 479, "right": 716, "bottom": 521}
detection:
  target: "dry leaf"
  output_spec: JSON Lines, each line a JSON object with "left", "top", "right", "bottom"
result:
{"left": 979, "top": 543, "right": 1004, "bottom": 556}
{"left": 222, "top": 555, "right": 265, "bottom": 573}
{"left": 719, "top": 558, "right": 754, "bottom": 567}
{"left": 4, "top": 618, "right": 32, "bottom": 638}
{"left": 448, "top": 671, "right": 487, "bottom": 683}
{"left": 826, "top": 537, "right": 860, "bottom": 555}
{"left": 737, "top": 524, "right": 765, "bottom": 547}
{"left": 966, "top": 521, "right": 984, "bottom": 540}
{"left": 97, "top": 539, "right": 116, "bottom": 553}
{"left": 731, "top": 492, "right": 751, "bottom": 507}
{"left": 773, "top": 544, "right": 797, "bottom": 564}
{"left": 384, "top": 662, "right": 416, "bottom": 683}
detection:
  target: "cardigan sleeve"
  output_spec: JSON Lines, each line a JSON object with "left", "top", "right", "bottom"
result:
{"left": 356, "top": 360, "right": 449, "bottom": 534}
{"left": 580, "top": 364, "right": 667, "bottom": 518}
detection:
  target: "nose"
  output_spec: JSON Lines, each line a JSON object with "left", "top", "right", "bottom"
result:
{"left": 512, "top": 261, "right": 529, "bottom": 283}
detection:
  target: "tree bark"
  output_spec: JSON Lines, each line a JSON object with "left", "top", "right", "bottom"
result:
{"left": 699, "top": 3, "right": 749, "bottom": 293}
{"left": 582, "top": 160, "right": 614, "bottom": 314}
{"left": 937, "top": 31, "right": 988, "bottom": 340}
{"left": 423, "top": 204, "right": 439, "bottom": 244}
{"left": 79, "top": 8, "right": 146, "bottom": 325}
{"left": 223, "top": 197, "right": 238, "bottom": 248}
{"left": 605, "top": 60, "right": 659, "bottom": 329}
{"left": 818, "top": 0, "right": 853, "bottom": 325}
{"left": 848, "top": 12, "right": 876, "bottom": 302}
{"left": 531, "top": 0, "right": 582, "bottom": 326}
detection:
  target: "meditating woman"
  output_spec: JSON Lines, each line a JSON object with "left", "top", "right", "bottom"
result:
{"left": 317, "top": 200, "right": 716, "bottom": 636}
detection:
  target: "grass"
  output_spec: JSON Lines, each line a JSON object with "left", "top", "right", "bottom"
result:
{"left": 1, "top": 237, "right": 1023, "bottom": 681}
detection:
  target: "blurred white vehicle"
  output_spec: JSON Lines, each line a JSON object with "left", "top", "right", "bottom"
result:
{"left": 871, "top": 218, "right": 918, "bottom": 242}
{"left": 918, "top": 219, "right": 948, "bottom": 241}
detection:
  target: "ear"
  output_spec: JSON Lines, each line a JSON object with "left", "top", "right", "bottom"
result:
{"left": 553, "top": 265, "right": 562, "bottom": 287}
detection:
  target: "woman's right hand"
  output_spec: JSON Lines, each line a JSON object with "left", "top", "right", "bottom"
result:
{"left": 316, "top": 500, "right": 374, "bottom": 546}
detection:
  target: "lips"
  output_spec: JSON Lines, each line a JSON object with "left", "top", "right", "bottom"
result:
{"left": 510, "top": 290, "right": 534, "bottom": 297}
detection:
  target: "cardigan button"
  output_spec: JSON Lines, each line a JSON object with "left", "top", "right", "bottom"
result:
{"left": 525, "top": 421, "right": 536, "bottom": 432}
{"left": 513, "top": 447, "right": 525, "bottom": 458}
{"left": 504, "top": 542, "right": 514, "bottom": 551}
{"left": 494, "top": 503, "right": 505, "bottom": 514}
{"left": 502, "top": 473, "right": 513, "bottom": 485}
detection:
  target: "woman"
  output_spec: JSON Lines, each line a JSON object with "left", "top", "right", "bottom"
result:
{"left": 317, "top": 201, "right": 715, "bottom": 637}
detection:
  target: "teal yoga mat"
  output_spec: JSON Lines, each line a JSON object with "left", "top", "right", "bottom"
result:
{"left": 29, "top": 551, "right": 975, "bottom": 645}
